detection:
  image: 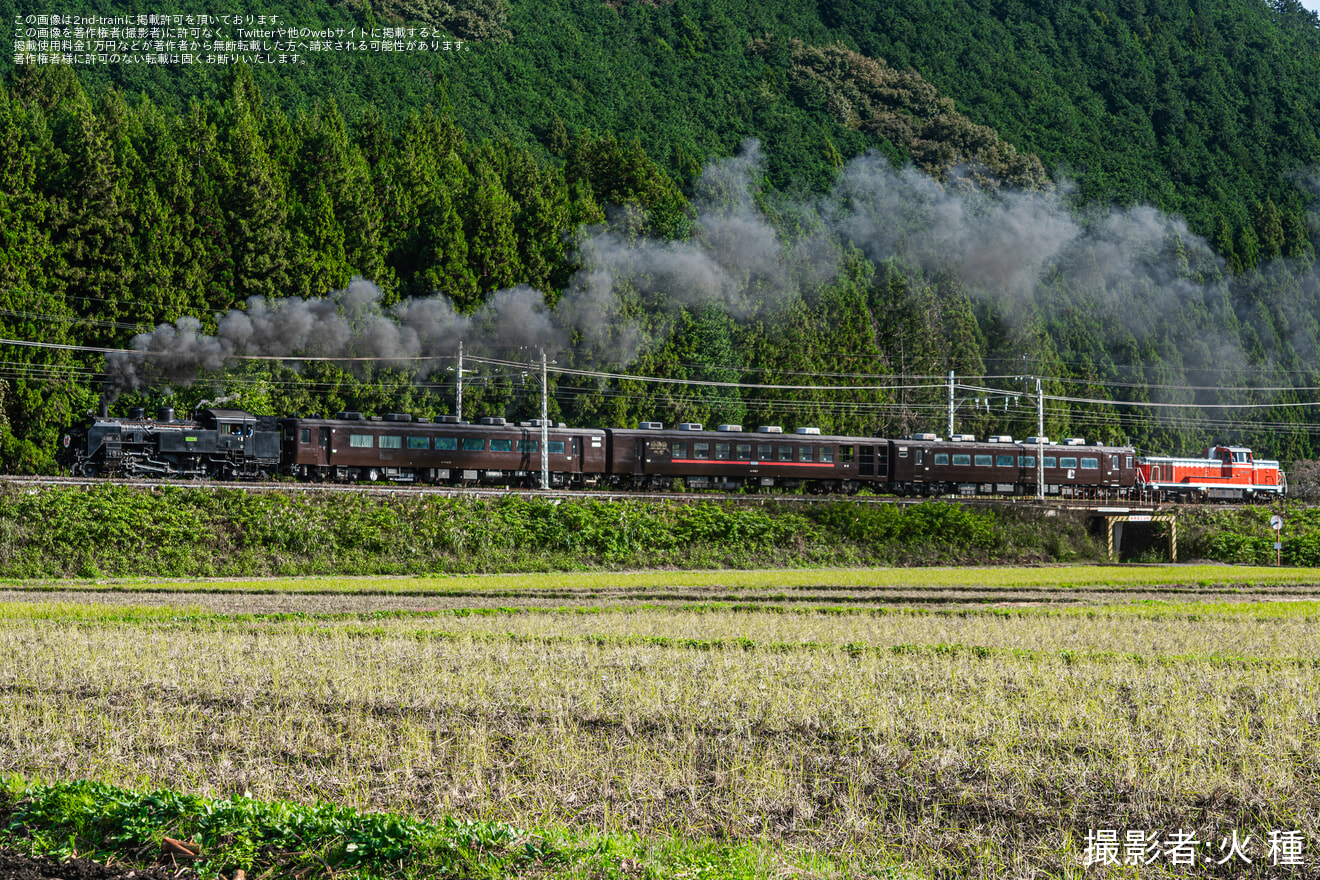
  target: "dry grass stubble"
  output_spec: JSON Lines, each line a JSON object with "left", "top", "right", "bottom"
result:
{"left": 2, "top": 610, "right": 1319, "bottom": 876}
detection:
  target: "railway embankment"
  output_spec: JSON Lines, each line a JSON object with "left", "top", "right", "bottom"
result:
{"left": 0, "top": 481, "right": 1311, "bottom": 576}
{"left": 0, "top": 482, "right": 1110, "bottom": 577}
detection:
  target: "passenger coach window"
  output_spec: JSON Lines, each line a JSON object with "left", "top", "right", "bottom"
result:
{"left": 1044, "top": 456, "right": 1057, "bottom": 468}
{"left": 461, "top": 438, "right": 484, "bottom": 451}
{"left": 953, "top": 454, "right": 970, "bottom": 465}
{"left": 1060, "top": 457, "right": 1078, "bottom": 468}
{"left": 778, "top": 446, "right": 793, "bottom": 461}
{"left": 673, "top": 442, "right": 687, "bottom": 459}
{"left": 736, "top": 444, "right": 752, "bottom": 460}
{"left": 758, "top": 443, "right": 773, "bottom": 460}
{"left": 517, "top": 440, "right": 538, "bottom": 452}
{"left": 995, "top": 455, "right": 1012, "bottom": 467}
{"left": 800, "top": 447, "right": 814, "bottom": 462}
{"left": 349, "top": 434, "right": 373, "bottom": 448}
{"left": 715, "top": 443, "right": 730, "bottom": 460}
{"left": 974, "top": 455, "right": 992, "bottom": 466}
{"left": 299, "top": 428, "right": 311, "bottom": 444}
{"left": 934, "top": 453, "right": 949, "bottom": 465}
{"left": 1019, "top": 456, "right": 1035, "bottom": 467}
{"left": 490, "top": 439, "right": 513, "bottom": 452}
{"left": 840, "top": 445, "right": 854, "bottom": 463}
{"left": 820, "top": 447, "right": 834, "bottom": 463}
{"left": 380, "top": 435, "right": 402, "bottom": 449}
{"left": 548, "top": 441, "right": 566, "bottom": 454}
{"left": 693, "top": 443, "right": 710, "bottom": 460}
{"left": 1081, "top": 457, "right": 1099, "bottom": 469}
{"left": 410, "top": 436, "right": 433, "bottom": 450}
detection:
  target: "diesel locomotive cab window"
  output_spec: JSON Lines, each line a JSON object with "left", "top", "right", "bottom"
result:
{"left": 490, "top": 439, "right": 514, "bottom": 452}
{"left": 349, "top": 434, "right": 373, "bottom": 448}
{"left": 693, "top": 443, "right": 710, "bottom": 460}
{"left": 974, "top": 455, "right": 992, "bottom": 467}
{"left": 934, "top": 453, "right": 949, "bottom": 465}
{"left": 517, "top": 440, "right": 538, "bottom": 452}
{"left": 820, "top": 447, "right": 834, "bottom": 463}
{"left": 799, "top": 447, "right": 814, "bottom": 462}
{"left": 996, "top": 455, "right": 1014, "bottom": 467}
{"left": 673, "top": 442, "right": 687, "bottom": 459}
{"left": 1081, "top": 457, "right": 1099, "bottom": 469}
{"left": 736, "top": 444, "right": 752, "bottom": 460}
{"left": 299, "top": 428, "right": 311, "bottom": 444}
{"left": 462, "top": 438, "right": 484, "bottom": 451}
{"left": 778, "top": 446, "right": 793, "bottom": 461}
{"left": 380, "top": 435, "right": 403, "bottom": 449}
{"left": 758, "top": 443, "right": 773, "bottom": 460}
{"left": 715, "top": 443, "right": 730, "bottom": 460}
{"left": 1044, "top": 456, "right": 1057, "bottom": 468}
{"left": 411, "top": 436, "right": 434, "bottom": 450}
{"left": 548, "top": 441, "right": 566, "bottom": 454}
{"left": 953, "top": 454, "right": 971, "bottom": 466}
{"left": 1060, "top": 457, "right": 1078, "bottom": 468}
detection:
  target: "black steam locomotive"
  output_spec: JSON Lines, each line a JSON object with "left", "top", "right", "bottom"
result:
{"left": 60, "top": 406, "right": 281, "bottom": 479}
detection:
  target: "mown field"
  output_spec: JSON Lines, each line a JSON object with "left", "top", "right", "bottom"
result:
{"left": 2, "top": 567, "right": 1320, "bottom": 879}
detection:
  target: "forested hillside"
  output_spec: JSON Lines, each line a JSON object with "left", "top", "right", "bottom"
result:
{"left": 1, "top": 0, "right": 1320, "bottom": 471}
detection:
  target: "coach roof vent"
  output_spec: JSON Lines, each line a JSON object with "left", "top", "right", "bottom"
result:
{"left": 953, "top": 434, "right": 976, "bottom": 442}
{"left": 335, "top": 411, "right": 364, "bottom": 421}
{"left": 384, "top": 413, "right": 412, "bottom": 422}
{"left": 1025, "top": 436, "right": 1050, "bottom": 445}
{"left": 479, "top": 417, "right": 507, "bottom": 426}
{"left": 523, "top": 419, "right": 548, "bottom": 427}
{"left": 795, "top": 427, "right": 821, "bottom": 435}
{"left": 677, "top": 422, "right": 703, "bottom": 431}
{"left": 436, "top": 415, "right": 461, "bottom": 424}
{"left": 639, "top": 421, "right": 664, "bottom": 430}
{"left": 716, "top": 424, "right": 743, "bottom": 432}
{"left": 1062, "top": 437, "right": 1086, "bottom": 446}
{"left": 756, "top": 425, "right": 783, "bottom": 433}
{"left": 912, "top": 432, "right": 939, "bottom": 441}
{"left": 988, "top": 434, "right": 1013, "bottom": 443}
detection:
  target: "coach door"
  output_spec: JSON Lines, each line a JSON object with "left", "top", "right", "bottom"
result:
{"left": 572, "top": 437, "right": 583, "bottom": 475}
{"left": 317, "top": 427, "right": 331, "bottom": 466}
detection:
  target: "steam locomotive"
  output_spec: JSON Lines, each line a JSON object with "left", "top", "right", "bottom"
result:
{"left": 58, "top": 407, "right": 1287, "bottom": 501}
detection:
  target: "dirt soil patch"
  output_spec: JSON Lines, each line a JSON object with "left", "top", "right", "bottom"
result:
{"left": 0, "top": 848, "right": 180, "bottom": 879}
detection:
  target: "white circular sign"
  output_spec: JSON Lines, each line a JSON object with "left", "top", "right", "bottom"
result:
{"left": 1271, "top": 514, "right": 1284, "bottom": 531}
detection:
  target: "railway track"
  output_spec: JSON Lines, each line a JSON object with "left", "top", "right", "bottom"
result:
{"left": 0, "top": 473, "right": 1195, "bottom": 512}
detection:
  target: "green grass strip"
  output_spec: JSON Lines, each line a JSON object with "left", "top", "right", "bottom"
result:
{"left": 4, "top": 564, "right": 1320, "bottom": 595}
{"left": 0, "top": 777, "right": 813, "bottom": 880}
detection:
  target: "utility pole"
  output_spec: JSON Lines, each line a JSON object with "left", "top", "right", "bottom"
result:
{"left": 540, "top": 347, "right": 549, "bottom": 491}
{"left": 1037, "top": 377, "right": 1044, "bottom": 501}
{"left": 455, "top": 340, "right": 465, "bottom": 422}
{"left": 947, "top": 370, "right": 955, "bottom": 438}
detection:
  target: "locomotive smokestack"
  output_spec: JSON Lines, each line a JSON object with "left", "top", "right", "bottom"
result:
{"left": 98, "top": 397, "right": 109, "bottom": 419}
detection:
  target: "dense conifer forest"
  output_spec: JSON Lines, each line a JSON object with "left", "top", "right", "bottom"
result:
{"left": 1, "top": 0, "right": 1320, "bottom": 471}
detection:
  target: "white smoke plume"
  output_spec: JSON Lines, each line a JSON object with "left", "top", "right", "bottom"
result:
{"left": 106, "top": 137, "right": 1320, "bottom": 398}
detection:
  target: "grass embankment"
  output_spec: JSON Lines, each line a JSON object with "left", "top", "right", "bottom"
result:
{"left": 3, "top": 569, "right": 1320, "bottom": 878}
{"left": 0, "top": 482, "right": 1102, "bottom": 577}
